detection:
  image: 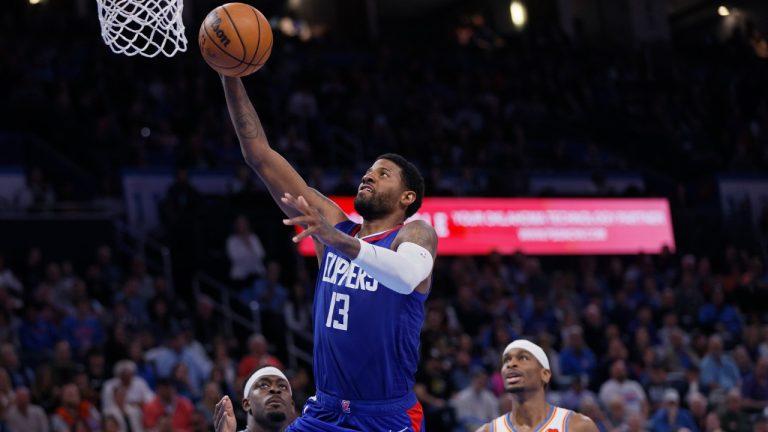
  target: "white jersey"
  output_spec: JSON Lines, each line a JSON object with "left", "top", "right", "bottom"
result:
{"left": 490, "top": 405, "right": 573, "bottom": 432}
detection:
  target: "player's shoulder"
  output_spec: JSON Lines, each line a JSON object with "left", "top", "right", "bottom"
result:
{"left": 396, "top": 220, "right": 437, "bottom": 249}
{"left": 399, "top": 219, "right": 435, "bottom": 234}
{"left": 474, "top": 422, "right": 492, "bottom": 432}
{"left": 566, "top": 411, "right": 599, "bottom": 432}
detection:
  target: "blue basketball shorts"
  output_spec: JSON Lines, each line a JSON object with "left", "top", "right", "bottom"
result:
{"left": 285, "top": 390, "right": 425, "bottom": 432}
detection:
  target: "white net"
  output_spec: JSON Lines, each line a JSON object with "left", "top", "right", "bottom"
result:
{"left": 96, "top": 0, "right": 187, "bottom": 58}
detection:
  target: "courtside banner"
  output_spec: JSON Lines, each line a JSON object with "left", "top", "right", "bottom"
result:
{"left": 297, "top": 197, "right": 675, "bottom": 255}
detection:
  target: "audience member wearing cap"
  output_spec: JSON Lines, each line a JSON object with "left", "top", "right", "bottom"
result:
{"left": 477, "top": 339, "right": 599, "bottom": 432}
{"left": 649, "top": 389, "right": 699, "bottom": 432}
{"left": 214, "top": 366, "right": 295, "bottom": 432}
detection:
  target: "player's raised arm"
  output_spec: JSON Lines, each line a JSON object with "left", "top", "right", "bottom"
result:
{"left": 220, "top": 75, "right": 347, "bottom": 224}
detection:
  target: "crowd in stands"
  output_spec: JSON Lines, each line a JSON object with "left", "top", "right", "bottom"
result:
{"left": 1, "top": 224, "right": 768, "bottom": 431}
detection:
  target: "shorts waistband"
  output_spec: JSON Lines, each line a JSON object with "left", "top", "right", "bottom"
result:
{"left": 314, "top": 390, "right": 418, "bottom": 416}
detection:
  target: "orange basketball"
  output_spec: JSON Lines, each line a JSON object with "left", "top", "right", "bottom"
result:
{"left": 198, "top": 3, "right": 273, "bottom": 77}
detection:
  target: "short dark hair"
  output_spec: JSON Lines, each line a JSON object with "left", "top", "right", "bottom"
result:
{"left": 376, "top": 153, "right": 424, "bottom": 218}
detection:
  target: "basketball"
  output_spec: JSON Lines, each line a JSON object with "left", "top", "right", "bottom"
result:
{"left": 198, "top": 3, "right": 273, "bottom": 77}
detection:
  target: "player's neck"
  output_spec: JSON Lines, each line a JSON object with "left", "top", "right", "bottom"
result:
{"left": 248, "top": 416, "right": 285, "bottom": 432}
{"left": 510, "top": 391, "right": 549, "bottom": 428}
{"left": 358, "top": 216, "right": 404, "bottom": 238}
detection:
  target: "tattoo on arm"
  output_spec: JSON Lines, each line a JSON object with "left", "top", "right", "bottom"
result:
{"left": 400, "top": 221, "right": 438, "bottom": 257}
{"left": 234, "top": 112, "right": 263, "bottom": 139}
{"left": 224, "top": 78, "right": 265, "bottom": 141}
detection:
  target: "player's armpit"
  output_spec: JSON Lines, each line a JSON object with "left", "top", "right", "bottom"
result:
{"left": 392, "top": 220, "right": 438, "bottom": 259}
{"left": 568, "top": 413, "right": 600, "bottom": 432}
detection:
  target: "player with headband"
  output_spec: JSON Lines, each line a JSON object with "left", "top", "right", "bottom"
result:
{"left": 214, "top": 366, "right": 295, "bottom": 432}
{"left": 477, "top": 339, "right": 598, "bottom": 432}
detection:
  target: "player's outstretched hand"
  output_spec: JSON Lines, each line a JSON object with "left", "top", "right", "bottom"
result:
{"left": 281, "top": 193, "right": 340, "bottom": 245}
{"left": 214, "top": 395, "right": 237, "bottom": 432}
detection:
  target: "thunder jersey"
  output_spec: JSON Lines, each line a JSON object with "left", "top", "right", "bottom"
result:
{"left": 489, "top": 406, "right": 573, "bottom": 432}
{"left": 312, "top": 220, "right": 429, "bottom": 401}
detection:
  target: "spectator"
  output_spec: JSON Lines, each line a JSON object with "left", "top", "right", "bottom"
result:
{"left": 142, "top": 377, "right": 194, "bottom": 432}
{"left": 604, "top": 396, "right": 628, "bottom": 431}
{"left": 0, "top": 256, "right": 22, "bottom": 306}
{"left": 93, "top": 245, "right": 123, "bottom": 290}
{"left": 30, "top": 364, "right": 56, "bottom": 413}
{"left": 698, "top": 288, "right": 742, "bottom": 339}
{"left": 60, "top": 299, "right": 105, "bottom": 357}
{"left": 101, "top": 385, "right": 144, "bottom": 432}
{"left": 226, "top": 215, "right": 266, "bottom": 289}
{"left": 700, "top": 335, "right": 741, "bottom": 393}
{"left": 649, "top": 389, "right": 699, "bottom": 432}
{"left": 50, "top": 382, "right": 101, "bottom": 432}
{"left": 626, "top": 412, "right": 649, "bottom": 432}
{"left": 559, "top": 375, "right": 598, "bottom": 412}
{"left": 451, "top": 367, "right": 498, "bottom": 431}
{"left": 599, "top": 359, "right": 648, "bottom": 417}
{"left": 195, "top": 381, "right": 221, "bottom": 427}
{"left": 0, "top": 342, "right": 34, "bottom": 389}
{"left": 663, "top": 328, "right": 700, "bottom": 375}
{"left": 742, "top": 356, "right": 768, "bottom": 412}
{"left": 3, "top": 387, "right": 48, "bottom": 432}
{"left": 559, "top": 326, "right": 597, "bottom": 386}
{"left": 102, "top": 414, "right": 121, "bottom": 432}
{"left": 128, "top": 256, "right": 155, "bottom": 303}
{"left": 17, "top": 303, "right": 57, "bottom": 360}
{"left": 595, "top": 337, "right": 629, "bottom": 387}
{"left": 101, "top": 360, "right": 154, "bottom": 409}
{"left": 51, "top": 340, "right": 77, "bottom": 386}
{"left": 236, "top": 334, "right": 284, "bottom": 382}
{"left": 719, "top": 389, "right": 750, "bottom": 432}
{"left": 0, "top": 369, "right": 14, "bottom": 418}
{"left": 283, "top": 282, "right": 311, "bottom": 334}
{"left": 192, "top": 295, "right": 224, "bottom": 351}
{"left": 127, "top": 339, "right": 157, "bottom": 390}
{"left": 144, "top": 329, "right": 211, "bottom": 401}
{"left": 705, "top": 412, "right": 724, "bottom": 432}
{"left": 239, "top": 261, "right": 288, "bottom": 315}
{"left": 211, "top": 339, "right": 237, "bottom": 397}
{"left": 84, "top": 348, "right": 108, "bottom": 400}
{"left": 113, "top": 278, "right": 148, "bottom": 326}
{"left": 415, "top": 355, "right": 456, "bottom": 431}
{"left": 687, "top": 392, "right": 709, "bottom": 432}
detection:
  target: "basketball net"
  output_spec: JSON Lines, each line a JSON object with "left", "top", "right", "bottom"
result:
{"left": 96, "top": 0, "right": 187, "bottom": 57}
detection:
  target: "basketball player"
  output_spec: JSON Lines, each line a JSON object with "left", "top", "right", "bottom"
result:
{"left": 477, "top": 340, "right": 599, "bottom": 432}
{"left": 214, "top": 366, "right": 295, "bottom": 432}
{"left": 220, "top": 75, "right": 436, "bottom": 431}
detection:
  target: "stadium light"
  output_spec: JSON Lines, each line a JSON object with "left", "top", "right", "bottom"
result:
{"left": 718, "top": 6, "right": 730, "bottom": 16}
{"left": 29, "top": 0, "right": 42, "bottom": 4}
{"left": 510, "top": 1, "right": 527, "bottom": 30}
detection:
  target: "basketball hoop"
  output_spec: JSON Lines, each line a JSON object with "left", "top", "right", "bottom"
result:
{"left": 96, "top": 0, "right": 187, "bottom": 57}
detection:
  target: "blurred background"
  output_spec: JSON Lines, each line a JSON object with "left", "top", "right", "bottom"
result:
{"left": 2, "top": 0, "right": 768, "bottom": 430}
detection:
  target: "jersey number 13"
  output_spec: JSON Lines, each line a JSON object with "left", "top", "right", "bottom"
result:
{"left": 325, "top": 292, "right": 350, "bottom": 331}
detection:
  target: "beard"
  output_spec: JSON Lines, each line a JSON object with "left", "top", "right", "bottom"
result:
{"left": 354, "top": 192, "right": 392, "bottom": 220}
{"left": 254, "top": 410, "right": 288, "bottom": 428}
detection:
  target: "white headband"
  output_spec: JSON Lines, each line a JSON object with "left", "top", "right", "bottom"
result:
{"left": 503, "top": 339, "right": 550, "bottom": 370}
{"left": 243, "top": 367, "right": 290, "bottom": 400}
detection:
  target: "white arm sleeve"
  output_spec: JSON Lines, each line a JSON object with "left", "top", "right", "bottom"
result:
{"left": 351, "top": 239, "right": 434, "bottom": 294}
